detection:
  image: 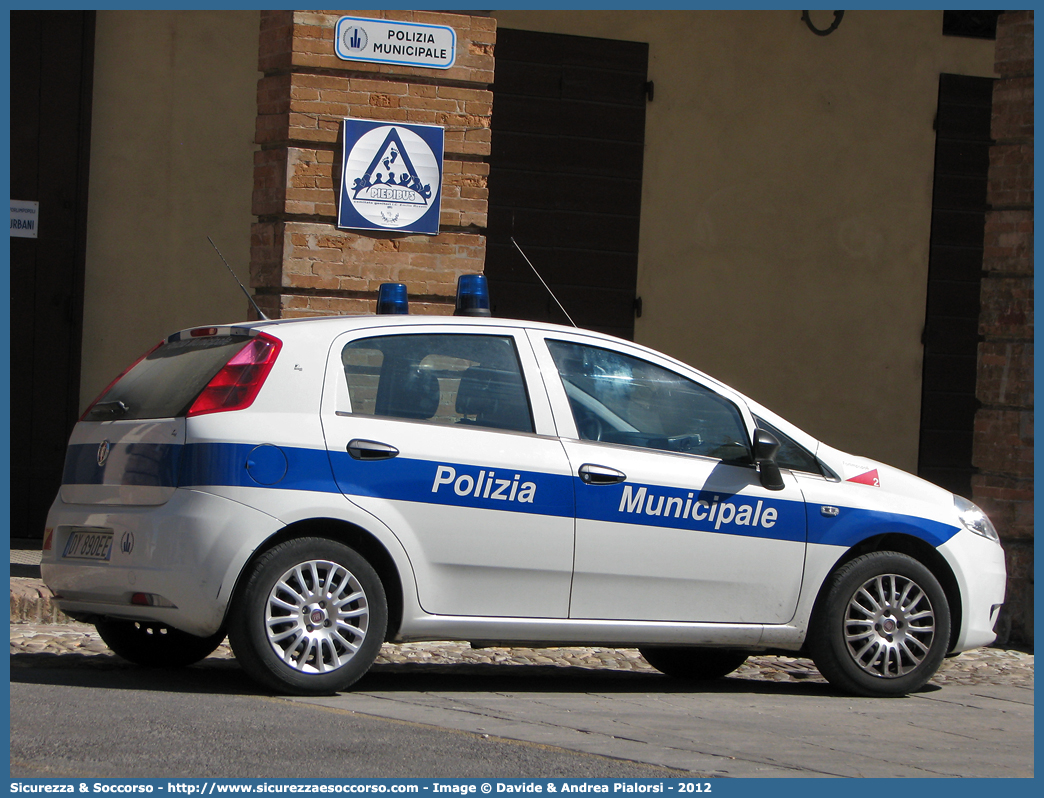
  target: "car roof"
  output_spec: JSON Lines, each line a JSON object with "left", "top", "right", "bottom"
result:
{"left": 198, "top": 313, "right": 631, "bottom": 346}
{"left": 231, "top": 314, "right": 718, "bottom": 380}
{"left": 175, "top": 313, "right": 824, "bottom": 455}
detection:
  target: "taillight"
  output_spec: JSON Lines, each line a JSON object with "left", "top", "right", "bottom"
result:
{"left": 79, "top": 340, "right": 164, "bottom": 421}
{"left": 187, "top": 333, "right": 282, "bottom": 416}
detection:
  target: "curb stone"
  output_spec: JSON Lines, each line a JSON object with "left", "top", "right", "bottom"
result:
{"left": 11, "top": 577, "right": 67, "bottom": 624}
{"left": 10, "top": 576, "right": 1034, "bottom": 688}
{"left": 9, "top": 620, "right": 1035, "bottom": 688}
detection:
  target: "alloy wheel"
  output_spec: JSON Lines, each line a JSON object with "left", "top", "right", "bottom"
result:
{"left": 264, "top": 559, "right": 370, "bottom": 674}
{"left": 843, "top": 572, "right": 935, "bottom": 679}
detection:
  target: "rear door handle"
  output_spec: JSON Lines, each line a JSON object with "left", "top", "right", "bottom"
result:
{"left": 578, "top": 463, "right": 626, "bottom": 485}
{"left": 347, "top": 439, "right": 400, "bottom": 461}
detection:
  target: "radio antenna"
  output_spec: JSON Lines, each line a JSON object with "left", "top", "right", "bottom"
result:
{"left": 511, "top": 236, "right": 577, "bottom": 328}
{"left": 208, "top": 236, "right": 270, "bottom": 321}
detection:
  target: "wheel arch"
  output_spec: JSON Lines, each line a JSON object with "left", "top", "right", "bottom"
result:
{"left": 810, "top": 532, "right": 962, "bottom": 653}
{"left": 226, "top": 517, "right": 405, "bottom": 641}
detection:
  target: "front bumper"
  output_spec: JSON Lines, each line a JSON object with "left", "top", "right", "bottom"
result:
{"left": 939, "top": 528, "right": 1007, "bottom": 652}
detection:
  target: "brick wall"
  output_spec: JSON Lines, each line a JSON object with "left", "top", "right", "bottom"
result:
{"left": 973, "top": 10, "right": 1034, "bottom": 645}
{"left": 251, "top": 10, "right": 495, "bottom": 318}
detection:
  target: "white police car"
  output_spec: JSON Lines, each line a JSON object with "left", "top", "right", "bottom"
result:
{"left": 41, "top": 279, "right": 1006, "bottom": 697}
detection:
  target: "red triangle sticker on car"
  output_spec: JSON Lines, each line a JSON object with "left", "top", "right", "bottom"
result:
{"left": 846, "top": 469, "right": 881, "bottom": 487}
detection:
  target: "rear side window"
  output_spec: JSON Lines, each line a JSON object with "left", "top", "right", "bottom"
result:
{"left": 83, "top": 336, "right": 253, "bottom": 421}
{"left": 341, "top": 333, "right": 534, "bottom": 434}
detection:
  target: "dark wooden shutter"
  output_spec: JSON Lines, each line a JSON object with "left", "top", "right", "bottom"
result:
{"left": 485, "top": 28, "right": 648, "bottom": 339}
{"left": 917, "top": 74, "right": 993, "bottom": 497}
{"left": 10, "top": 11, "right": 95, "bottom": 539}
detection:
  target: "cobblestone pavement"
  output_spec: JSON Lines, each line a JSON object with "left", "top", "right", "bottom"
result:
{"left": 10, "top": 620, "right": 1034, "bottom": 688}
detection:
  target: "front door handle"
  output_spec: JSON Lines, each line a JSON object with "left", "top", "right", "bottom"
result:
{"left": 578, "top": 463, "right": 626, "bottom": 485}
{"left": 347, "top": 439, "right": 400, "bottom": 461}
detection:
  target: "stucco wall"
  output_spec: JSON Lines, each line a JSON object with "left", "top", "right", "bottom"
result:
{"left": 80, "top": 10, "right": 997, "bottom": 473}
{"left": 492, "top": 10, "right": 996, "bottom": 471}
{"left": 80, "top": 10, "right": 260, "bottom": 409}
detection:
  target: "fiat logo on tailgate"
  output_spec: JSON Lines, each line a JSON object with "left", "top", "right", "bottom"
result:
{"left": 96, "top": 440, "right": 111, "bottom": 467}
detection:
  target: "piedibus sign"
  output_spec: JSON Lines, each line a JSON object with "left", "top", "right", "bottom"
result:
{"left": 338, "top": 119, "right": 445, "bottom": 236}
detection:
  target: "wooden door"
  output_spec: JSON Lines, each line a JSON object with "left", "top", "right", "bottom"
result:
{"left": 485, "top": 28, "right": 649, "bottom": 340}
{"left": 10, "top": 11, "right": 95, "bottom": 539}
{"left": 917, "top": 74, "right": 993, "bottom": 497}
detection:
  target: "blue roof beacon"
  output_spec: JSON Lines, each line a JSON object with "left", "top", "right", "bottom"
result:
{"left": 454, "top": 273, "right": 492, "bottom": 317}
{"left": 376, "top": 282, "right": 410, "bottom": 315}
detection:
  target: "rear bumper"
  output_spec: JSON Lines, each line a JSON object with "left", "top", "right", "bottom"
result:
{"left": 41, "top": 488, "right": 282, "bottom": 637}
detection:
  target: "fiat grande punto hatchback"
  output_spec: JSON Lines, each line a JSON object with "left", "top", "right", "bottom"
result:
{"left": 42, "top": 307, "right": 1006, "bottom": 697}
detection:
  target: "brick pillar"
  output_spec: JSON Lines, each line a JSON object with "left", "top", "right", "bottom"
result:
{"left": 973, "top": 11, "right": 1033, "bottom": 645}
{"left": 251, "top": 10, "right": 495, "bottom": 318}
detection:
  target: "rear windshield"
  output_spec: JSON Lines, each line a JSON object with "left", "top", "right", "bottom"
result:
{"left": 83, "top": 336, "right": 252, "bottom": 421}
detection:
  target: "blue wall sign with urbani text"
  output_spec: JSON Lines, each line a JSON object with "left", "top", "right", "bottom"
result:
{"left": 11, "top": 200, "right": 39, "bottom": 239}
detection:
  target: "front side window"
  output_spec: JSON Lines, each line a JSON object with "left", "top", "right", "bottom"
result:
{"left": 547, "top": 340, "right": 750, "bottom": 462}
{"left": 341, "top": 333, "right": 534, "bottom": 434}
{"left": 755, "top": 417, "right": 823, "bottom": 475}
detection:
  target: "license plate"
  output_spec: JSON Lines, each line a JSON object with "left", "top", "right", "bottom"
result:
{"left": 62, "top": 530, "right": 114, "bottom": 561}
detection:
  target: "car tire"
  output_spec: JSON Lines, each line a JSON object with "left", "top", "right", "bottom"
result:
{"left": 95, "top": 619, "right": 225, "bottom": 667}
{"left": 639, "top": 646, "right": 749, "bottom": 680}
{"left": 228, "top": 537, "right": 387, "bottom": 696}
{"left": 809, "top": 551, "right": 950, "bottom": 697}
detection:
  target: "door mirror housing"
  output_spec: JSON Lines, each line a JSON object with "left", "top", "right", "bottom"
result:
{"left": 753, "top": 429, "right": 785, "bottom": 491}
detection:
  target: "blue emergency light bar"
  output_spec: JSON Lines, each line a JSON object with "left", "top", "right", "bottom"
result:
{"left": 454, "top": 274, "right": 491, "bottom": 317}
{"left": 376, "top": 282, "right": 409, "bottom": 315}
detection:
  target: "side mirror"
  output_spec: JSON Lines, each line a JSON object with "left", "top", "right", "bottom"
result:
{"left": 753, "top": 429, "right": 786, "bottom": 491}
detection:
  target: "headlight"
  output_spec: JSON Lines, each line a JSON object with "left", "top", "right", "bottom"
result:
{"left": 954, "top": 495, "right": 1000, "bottom": 542}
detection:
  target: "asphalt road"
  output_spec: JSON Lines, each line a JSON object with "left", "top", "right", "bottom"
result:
{"left": 10, "top": 664, "right": 686, "bottom": 779}
{"left": 9, "top": 656, "right": 1034, "bottom": 779}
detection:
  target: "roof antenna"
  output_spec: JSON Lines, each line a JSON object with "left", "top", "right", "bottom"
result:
{"left": 511, "top": 236, "right": 577, "bottom": 328}
{"left": 207, "top": 236, "right": 270, "bottom": 321}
